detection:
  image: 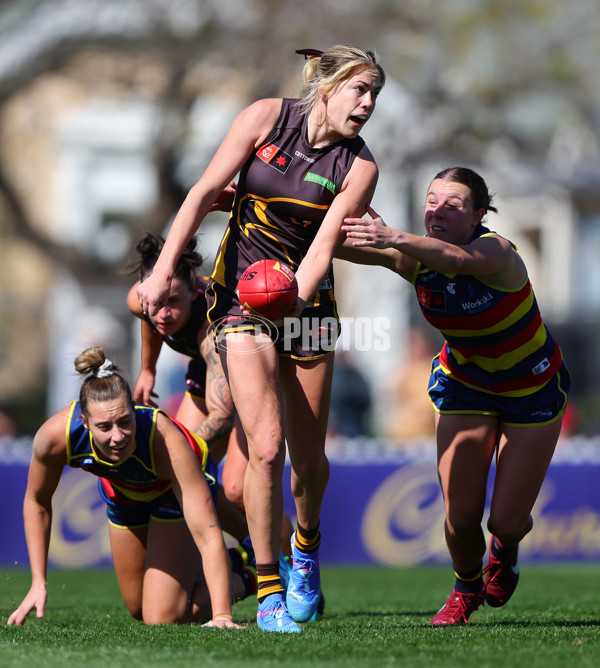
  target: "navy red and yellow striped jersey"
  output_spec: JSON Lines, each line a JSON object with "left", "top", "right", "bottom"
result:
{"left": 412, "top": 227, "right": 564, "bottom": 397}
{"left": 65, "top": 401, "right": 209, "bottom": 503}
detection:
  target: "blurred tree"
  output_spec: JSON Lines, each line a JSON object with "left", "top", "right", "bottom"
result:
{"left": 1, "top": 0, "right": 598, "bottom": 270}
{"left": 0, "top": 0, "right": 598, "bottom": 430}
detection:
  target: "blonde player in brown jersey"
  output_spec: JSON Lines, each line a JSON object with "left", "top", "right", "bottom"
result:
{"left": 137, "top": 45, "right": 385, "bottom": 632}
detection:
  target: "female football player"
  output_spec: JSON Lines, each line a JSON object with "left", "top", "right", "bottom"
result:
{"left": 127, "top": 233, "right": 296, "bottom": 561}
{"left": 8, "top": 346, "right": 246, "bottom": 628}
{"left": 342, "top": 166, "right": 570, "bottom": 625}
{"left": 137, "top": 45, "right": 385, "bottom": 632}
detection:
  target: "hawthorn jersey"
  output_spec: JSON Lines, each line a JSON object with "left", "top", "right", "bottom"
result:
{"left": 413, "top": 226, "right": 565, "bottom": 397}
{"left": 211, "top": 98, "right": 366, "bottom": 306}
{"left": 65, "top": 401, "right": 210, "bottom": 504}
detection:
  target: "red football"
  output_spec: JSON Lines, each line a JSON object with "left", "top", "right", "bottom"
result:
{"left": 237, "top": 259, "right": 299, "bottom": 319}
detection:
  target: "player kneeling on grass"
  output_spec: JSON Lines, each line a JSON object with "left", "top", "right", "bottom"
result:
{"left": 8, "top": 346, "right": 247, "bottom": 628}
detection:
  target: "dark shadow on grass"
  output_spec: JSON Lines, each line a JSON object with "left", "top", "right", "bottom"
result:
{"left": 424, "top": 618, "right": 600, "bottom": 630}
{"left": 332, "top": 611, "right": 600, "bottom": 629}
{"left": 472, "top": 619, "right": 600, "bottom": 629}
{"left": 333, "top": 610, "right": 433, "bottom": 619}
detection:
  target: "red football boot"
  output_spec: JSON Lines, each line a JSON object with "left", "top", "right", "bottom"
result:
{"left": 484, "top": 536, "right": 520, "bottom": 608}
{"left": 430, "top": 587, "right": 486, "bottom": 626}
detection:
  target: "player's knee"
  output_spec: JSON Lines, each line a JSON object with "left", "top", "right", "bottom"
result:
{"left": 487, "top": 513, "right": 533, "bottom": 544}
{"left": 140, "top": 588, "right": 189, "bottom": 625}
{"left": 249, "top": 438, "right": 285, "bottom": 473}
{"left": 223, "top": 479, "right": 244, "bottom": 508}
{"left": 445, "top": 510, "right": 483, "bottom": 538}
{"left": 142, "top": 602, "right": 185, "bottom": 625}
{"left": 291, "top": 449, "right": 329, "bottom": 482}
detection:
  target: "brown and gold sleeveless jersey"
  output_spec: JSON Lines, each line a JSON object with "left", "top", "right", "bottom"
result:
{"left": 211, "top": 98, "right": 366, "bottom": 305}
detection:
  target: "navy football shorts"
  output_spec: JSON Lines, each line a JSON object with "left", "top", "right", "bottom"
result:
{"left": 99, "top": 455, "right": 219, "bottom": 529}
{"left": 427, "top": 357, "right": 571, "bottom": 426}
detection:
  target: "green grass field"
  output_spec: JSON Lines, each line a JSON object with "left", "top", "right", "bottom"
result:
{"left": 1, "top": 565, "right": 599, "bottom": 667}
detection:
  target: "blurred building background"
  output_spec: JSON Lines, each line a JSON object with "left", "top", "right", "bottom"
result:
{"left": 0, "top": 0, "right": 599, "bottom": 442}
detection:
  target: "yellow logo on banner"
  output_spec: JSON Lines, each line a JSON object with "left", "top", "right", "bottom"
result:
{"left": 49, "top": 469, "right": 110, "bottom": 567}
{"left": 361, "top": 464, "right": 446, "bottom": 565}
{"left": 361, "top": 463, "right": 600, "bottom": 565}
{"left": 524, "top": 483, "right": 600, "bottom": 558}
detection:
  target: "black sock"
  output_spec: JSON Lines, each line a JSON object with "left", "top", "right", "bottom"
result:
{"left": 491, "top": 537, "right": 519, "bottom": 564}
{"left": 454, "top": 565, "right": 484, "bottom": 594}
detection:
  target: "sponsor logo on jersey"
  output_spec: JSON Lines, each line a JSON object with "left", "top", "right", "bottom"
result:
{"left": 257, "top": 143, "right": 293, "bottom": 173}
{"left": 418, "top": 285, "right": 446, "bottom": 311}
{"left": 461, "top": 292, "right": 494, "bottom": 311}
{"left": 304, "top": 172, "right": 336, "bottom": 194}
{"left": 295, "top": 150, "right": 315, "bottom": 164}
{"left": 532, "top": 357, "right": 551, "bottom": 376}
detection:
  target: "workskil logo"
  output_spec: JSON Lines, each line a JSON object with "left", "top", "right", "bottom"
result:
{"left": 257, "top": 143, "right": 293, "bottom": 173}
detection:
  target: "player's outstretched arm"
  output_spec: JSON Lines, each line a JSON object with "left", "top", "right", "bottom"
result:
{"left": 294, "top": 148, "right": 378, "bottom": 303}
{"left": 154, "top": 415, "right": 245, "bottom": 629}
{"left": 137, "top": 99, "right": 281, "bottom": 316}
{"left": 127, "top": 283, "right": 162, "bottom": 405}
{"left": 8, "top": 413, "right": 67, "bottom": 625}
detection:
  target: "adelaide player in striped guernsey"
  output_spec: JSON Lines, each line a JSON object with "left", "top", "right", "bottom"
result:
{"left": 342, "top": 166, "right": 571, "bottom": 626}
{"left": 8, "top": 346, "right": 246, "bottom": 628}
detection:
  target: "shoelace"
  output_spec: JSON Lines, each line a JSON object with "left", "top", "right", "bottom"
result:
{"left": 293, "top": 552, "right": 317, "bottom": 573}
{"left": 443, "top": 591, "right": 483, "bottom": 623}
{"left": 448, "top": 594, "right": 470, "bottom": 622}
{"left": 483, "top": 558, "right": 505, "bottom": 584}
{"left": 259, "top": 600, "right": 284, "bottom": 619}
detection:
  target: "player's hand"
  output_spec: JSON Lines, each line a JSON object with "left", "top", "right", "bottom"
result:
{"left": 210, "top": 181, "right": 237, "bottom": 213}
{"left": 277, "top": 296, "right": 306, "bottom": 323}
{"left": 342, "top": 205, "right": 397, "bottom": 249}
{"left": 132, "top": 371, "right": 158, "bottom": 406}
{"left": 137, "top": 274, "right": 171, "bottom": 317}
{"left": 7, "top": 584, "right": 47, "bottom": 626}
{"left": 202, "top": 616, "right": 246, "bottom": 629}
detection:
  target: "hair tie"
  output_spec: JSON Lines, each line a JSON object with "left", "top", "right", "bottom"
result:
{"left": 296, "top": 48, "right": 323, "bottom": 60}
{"left": 88, "top": 358, "right": 114, "bottom": 380}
